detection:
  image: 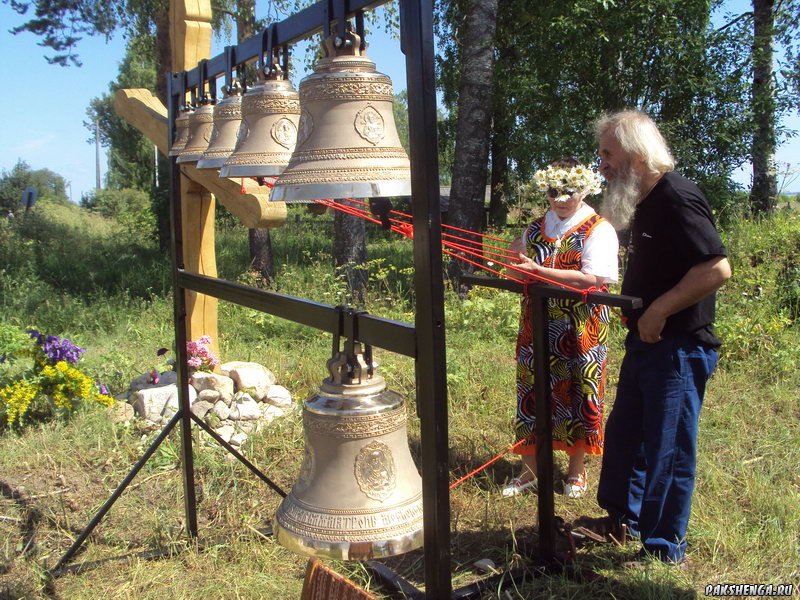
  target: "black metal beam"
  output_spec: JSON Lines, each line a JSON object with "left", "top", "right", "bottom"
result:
{"left": 50, "top": 411, "right": 182, "bottom": 575}
{"left": 461, "top": 274, "right": 642, "bottom": 310}
{"left": 401, "top": 0, "right": 452, "bottom": 597}
{"left": 168, "top": 73, "right": 199, "bottom": 539}
{"left": 176, "top": 271, "right": 417, "bottom": 358}
{"left": 171, "top": 0, "right": 389, "bottom": 92}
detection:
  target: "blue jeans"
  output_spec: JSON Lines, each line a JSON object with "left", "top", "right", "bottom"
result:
{"left": 598, "top": 332, "right": 718, "bottom": 562}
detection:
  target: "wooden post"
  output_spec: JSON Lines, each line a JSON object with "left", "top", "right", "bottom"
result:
{"left": 181, "top": 175, "right": 218, "bottom": 349}
{"left": 172, "top": 0, "right": 217, "bottom": 354}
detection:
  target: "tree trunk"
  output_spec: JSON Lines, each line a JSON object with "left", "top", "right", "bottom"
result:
{"left": 446, "top": 0, "right": 499, "bottom": 285}
{"left": 750, "top": 0, "right": 778, "bottom": 215}
{"left": 334, "top": 207, "right": 368, "bottom": 305}
{"left": 489, "top": 50, "right": 511, "bottom": 228}
{"left": 249, "top": 228, "right": 275, "bottom": 282}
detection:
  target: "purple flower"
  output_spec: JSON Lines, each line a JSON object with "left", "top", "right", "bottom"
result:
{"left": 29, "top": 332, "right": 85, "bottom": 365}
{"left": 98, "top": 381, "right": 109, "bottom": 396}
{"left": 157, "top": 347, "right": 168, "bottom": 357}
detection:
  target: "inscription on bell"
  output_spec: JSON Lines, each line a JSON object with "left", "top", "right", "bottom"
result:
{"left": 354, "top": 440, "right": 395, "bottom": 501}
{"left": 354, "top": 105, "right": 385, "bottom": 145}
{"left": 271, "top": 117, "right": 298, "bottom": 150}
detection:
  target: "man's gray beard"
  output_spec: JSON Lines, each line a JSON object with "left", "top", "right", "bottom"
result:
{"left": 601, "top": 166, "right": 642, "bottom": 231}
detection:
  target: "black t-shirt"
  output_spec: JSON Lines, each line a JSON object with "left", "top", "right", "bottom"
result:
{"left": 621, "top": 171, "right": 727, "bottom": 347}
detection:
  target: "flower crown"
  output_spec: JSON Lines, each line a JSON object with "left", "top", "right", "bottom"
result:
{"left": 533, "top": 164, "right": 602, "bottom": 202}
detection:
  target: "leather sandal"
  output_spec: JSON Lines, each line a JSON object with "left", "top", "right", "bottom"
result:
{"left": 570, "top": 515, "right": 628, "bottom": 545}
{"left": 501, "top": 477, "right": 538, "bottom": 497}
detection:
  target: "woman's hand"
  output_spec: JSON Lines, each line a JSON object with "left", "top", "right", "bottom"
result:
{"left": 512, "top": 253, "right": 540, "bottom": 276}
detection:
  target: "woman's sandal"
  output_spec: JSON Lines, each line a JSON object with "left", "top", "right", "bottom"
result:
{"left": 570, "top": 515, "right": 628, "bottom": 545}
{"left": 563, "top": 471, "right": 588, "bottom": 499}
{"left": 501, "top": 477, "right": 538, "bottom": 497}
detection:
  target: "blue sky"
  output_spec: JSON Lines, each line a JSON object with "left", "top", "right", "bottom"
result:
{"left": 1, "top": 1, "right": 798, "bottom": 202}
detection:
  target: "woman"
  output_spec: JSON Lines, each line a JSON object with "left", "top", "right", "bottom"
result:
{"left": 503, "top": 158, "right": 618, "bottom": 499}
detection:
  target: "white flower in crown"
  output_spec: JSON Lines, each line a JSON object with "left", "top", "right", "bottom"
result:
{"left": 533, "top": 164, "right": 603, "bottom": 201}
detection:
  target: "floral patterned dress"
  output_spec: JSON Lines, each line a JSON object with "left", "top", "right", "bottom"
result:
{"left": 514, "top": 213, "right": 611, "bottom": 457}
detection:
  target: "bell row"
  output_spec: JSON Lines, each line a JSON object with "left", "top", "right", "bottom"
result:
{"left": 170, "top": 29, "right": 411, "bottom": 204}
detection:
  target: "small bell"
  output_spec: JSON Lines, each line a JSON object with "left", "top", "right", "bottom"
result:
{"left": 168, "top": 108, "right": 192, "bottom": 157}
{"left": 219, "top": 64, "right": 300, "bottom": 179}
{"left": 176, "top": 100, "right": 215, "bottom": 164}
{"left": 196, "top": 80, "right": 244, "bottom": 170}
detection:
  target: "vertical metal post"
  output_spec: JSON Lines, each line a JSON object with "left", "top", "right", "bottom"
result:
{"left": 168, "top": 74, "right": 199, "bottom": 538}
{"left": 531, "top": 289, "right": 555, "bottom": 560}
{"left": 401, "top": 0, "right": 452, "bottom": 597}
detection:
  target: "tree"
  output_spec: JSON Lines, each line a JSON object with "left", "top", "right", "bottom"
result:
{"left": 0, "top": 160, "right": 69, "bottom": 213}
{"left": 438, "top": 0, "right": 498, "bottom": 286}
{"left": 437, "top": 0, "right": 761, "bottom": 218}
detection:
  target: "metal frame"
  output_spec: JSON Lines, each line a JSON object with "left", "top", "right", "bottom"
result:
{"left": 51, "top": 1, "right": 641, "bottom": 598}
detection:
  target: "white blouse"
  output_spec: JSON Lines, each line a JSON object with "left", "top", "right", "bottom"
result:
{"left": 541, "top": 203, "right": 619, "bottom": 283}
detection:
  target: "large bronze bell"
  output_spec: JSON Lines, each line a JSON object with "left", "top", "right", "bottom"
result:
{"left": 176, "top": 100, "right": 215, "bottom": 164}
{"left": 219, "top": 65, "right": 300, "bottom": 178}
{"left": 274, "top": 343, "right": 423, "bottom": 560}
{"left": 168, "top": 108, "right": 192, "bottom": 157}
{"left": 196, "top": 80, "right": 243, "bottom": 170}
{"left": 269, "top": 31, "right": 411, "bottom": 202}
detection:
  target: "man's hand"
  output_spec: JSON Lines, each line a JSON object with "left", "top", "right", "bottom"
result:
{"left": 637, "top": 305, "right": 667, "bottom": 343}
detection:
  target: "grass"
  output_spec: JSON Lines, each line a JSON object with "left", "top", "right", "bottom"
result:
{"left": 1, "top": 201, "right": 799, "bottom": 598}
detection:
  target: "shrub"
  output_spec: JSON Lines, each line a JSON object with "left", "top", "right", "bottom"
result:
{"left": 0, "top": 325, "right": 113, "bottom": 428}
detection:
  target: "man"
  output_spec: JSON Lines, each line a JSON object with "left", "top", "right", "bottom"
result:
{"left": 574, "top": 110, "right": 732, "bottom": 565}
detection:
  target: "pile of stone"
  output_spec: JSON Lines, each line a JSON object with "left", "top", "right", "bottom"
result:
{"left": 116, "top": 361, "right": 294, "bottom": 450}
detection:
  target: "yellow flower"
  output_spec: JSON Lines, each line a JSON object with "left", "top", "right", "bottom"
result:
{"left": 0, "top": 380, "right": 39, "bottom": 425}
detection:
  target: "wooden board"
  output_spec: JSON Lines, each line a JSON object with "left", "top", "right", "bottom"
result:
{"left": 113, "top": 88, "right": 287, "bottom": 229}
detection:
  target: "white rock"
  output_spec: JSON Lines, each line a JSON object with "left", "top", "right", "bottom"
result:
{"left": 130, "top": 385, "right": 176, "bottom": 422}
{"left": 229, "top": 393, "right": 262, "bottom": 420}
{"left": 161, "top": 385, "right": 197, "bottom": 418}
{"left": 220, "top": 361, "right": 276, "bottom": 401}
{"left": 130, "top": 370, "right": 177, "bottom": 393}
{"left": 216, "top": 425, "right": 235, "bottom": 443}
{"left": 190, "top": 400, "right": 214, "bottom": 419}
{"left": 264, "top": 384, "right": 293, "bottom": 408}
{"left": 261, "top": 404, "right": 287, "bottom": 425}
{"left": 230, "top": 432, "right": 247, "bottom": 447}
{"left": 237, "top": 421, "right": 254, "bottom": 434}
{"left": 197, "top": 389, "right": 222, "bottom": 404}
{"left": 212, "top": 400, "right": 231, "bottom": 420}
{"left": 190, "top": 372, "right": 234, "bottom": 402}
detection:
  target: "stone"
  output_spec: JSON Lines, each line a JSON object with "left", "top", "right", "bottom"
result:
{"left": 190, "top": 400, "right": 214, "bottom": 419}
{"left": 212, "top": 400, "right": 230, "bottom": 420}
{"left": 261, "top": 404, "right": 287, "bottom": 425}
{"left": 130, "top": 385, "right": 176, "bottom": 422}
{"left": 230, "top": 432, "right": 247, "bottom": 447}
{"left": 237, "top": 421, "right": 254, "bottom": 434}
{"left": 264, "top": 384, "right": 293, "bottom": 408}
{"left": 130, "top": 370, "right": 177, "bottom": 393}
{"left": 161, "top": 385, "right": 197, "bottom": 418}
{"left": 228, "top": 393, "right": 261, "bottom": 420}
{"left": 190, "top": 371, "right": 234, "bottom": 402}
{"left": 216, "top": 425, "right": 235, "bottom": 444}
{"left": 220, "top": 361, "right": 276, "bottom": 401}
{"left": 197, "top": 389, "right": 222, "bottom": 404}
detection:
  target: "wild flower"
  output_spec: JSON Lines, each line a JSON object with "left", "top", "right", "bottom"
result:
{"left": 186, "top": 335, "right": 219, "bottom": 372}
{"left": 0, "top": 326, "right": 112, "bottom": 428}
{"left": 27, "top": 329, "right": 85, "bottom": 365}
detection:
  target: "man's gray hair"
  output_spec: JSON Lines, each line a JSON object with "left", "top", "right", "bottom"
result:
{"left": 594, "top": 110, "right": 675, "bottom": 175}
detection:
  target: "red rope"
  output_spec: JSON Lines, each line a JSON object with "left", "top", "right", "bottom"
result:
{"left": 449, "top": 439, "right": 528, "bottom": 490}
